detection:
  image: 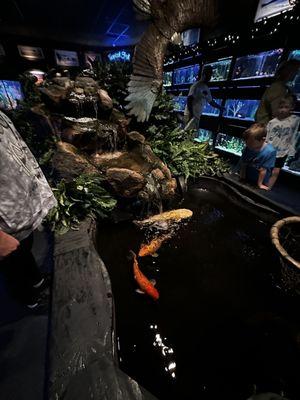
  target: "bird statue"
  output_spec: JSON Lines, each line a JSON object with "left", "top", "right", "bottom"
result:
{"left": 125, "top": 0, "right": 219, "bottom": 122}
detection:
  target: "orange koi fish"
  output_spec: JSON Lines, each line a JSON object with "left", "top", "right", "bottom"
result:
{"left": 130, "top": 251, "right": 159, "bottom": 301}
{"left": 138, "top": 234, "right": 171, "bottom": 257}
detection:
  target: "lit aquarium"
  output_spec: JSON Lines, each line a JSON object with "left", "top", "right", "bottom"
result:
{"left": 202, "top": 98, "right": 223, "bottom": 117}
{"left": 224, "top": 99, "right": 259, "bottom": 121}
{"left": 163, "top": 71, "right": 173, "bottom": 87}
{"left": 232, "top": 49, "right": 283, "bottom": 80}
{"left": 282, "top": 132, "right": 300, "bottom": 177}
{"left": 0, "top": 80, "right": 23, "bottom": 110}
{"left": 203, "top": 57, "right": 232, "bottom": 82}
{"left": 215, "top": 133, "right": 245, "bottom": 156}
{"left": 288, "top": 50, "right": 300, "bottom": 100}
{"left": 194, "top": 129, "right": 214, "bottom": 146}
{"left": 173, "top": 65, "right": 200, "bottom": 85}
{"left": 172, "top": 96, "right": 187, "bottom": 112}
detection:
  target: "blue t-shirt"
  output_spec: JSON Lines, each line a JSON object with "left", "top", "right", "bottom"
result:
{"left": 241, "top": 143, "right": 276, "bottom": 184}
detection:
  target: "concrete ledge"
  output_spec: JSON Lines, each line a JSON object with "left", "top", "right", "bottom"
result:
{"left": 48, "top": 218, "right": 157, "bottom": 400}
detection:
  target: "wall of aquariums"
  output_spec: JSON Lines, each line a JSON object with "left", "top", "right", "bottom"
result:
{"left": 173, "top": 65, "right": 200, "bottom": 85}
{"left": 202, "top": 57, "right": 232, "bottom": 82}
{"left": 223, "top": 99, "right": 260, "bottom": 121}
{"left": 215, "top": 133, "right": 245, "bottom": 156}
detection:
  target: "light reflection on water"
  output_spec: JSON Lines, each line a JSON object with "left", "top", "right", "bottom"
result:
{"left": 150, "top": 324, "right": 176, "bottom": 379}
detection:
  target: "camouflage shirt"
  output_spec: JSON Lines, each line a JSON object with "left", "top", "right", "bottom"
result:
{"left": 0, "top": 111, "right": 57, "bottom": 240}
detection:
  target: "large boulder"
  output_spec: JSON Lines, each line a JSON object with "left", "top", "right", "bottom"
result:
{"left": 52, "top": 141, "right": 98, "bottom": 181}
{"left": 106, "top": 168, "right": 146, "bottom": 198}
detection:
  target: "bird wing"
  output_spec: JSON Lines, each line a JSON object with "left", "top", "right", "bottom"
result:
{"left": 125, "top": 23, "right": 169, "bottom": 122}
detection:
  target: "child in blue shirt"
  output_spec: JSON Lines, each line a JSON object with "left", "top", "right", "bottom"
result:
{"left": 240, "top": 123, "right": 276, "bottom": 191}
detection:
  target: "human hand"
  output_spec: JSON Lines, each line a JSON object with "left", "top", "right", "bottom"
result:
{"left": 258, "top": 184, "right": 270, "bottom": 191}
{"left": 0, "top": 231, "right": 20, "bottom": 259}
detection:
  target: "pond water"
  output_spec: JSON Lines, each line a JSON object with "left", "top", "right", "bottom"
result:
{"left": 97, "top": 188, "right": 300, "bottom": 400}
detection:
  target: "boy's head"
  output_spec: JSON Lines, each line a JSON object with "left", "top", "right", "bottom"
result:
{"left": 276, "top": 95, "right": 295, "bottom": 120}
{"left": 201, "top": 66, "right": 213, "bottom": 83}
{"left": 243, "top": 123, "right": 267, "bottom": 151}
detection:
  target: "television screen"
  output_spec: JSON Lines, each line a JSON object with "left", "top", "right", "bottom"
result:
{"left": 55, "top": 50, "right": 79, "bottom": 67}
{"left": 28, "top": 69, "right": 45, "bottom": 85}
{"left": 202, "top": 98, "right": 222, "bottom": 117}
{"left": 194, "top": 129, "right": 214, "bottom": 146}
{"left": 172, "top": 96, "right": 187, "bottom": 112}
{"left": 181, "top": 28, "right": 200, "bottom": 46}
{"left": 255, "top": 0, "right": 295, "bottom": 23}
{"left": 163, "top": 71, "right": 173, "bottom": 87}
{"left": 215, "top": 133, "right": 245, "bottom": 156}
{"left": 232, "top": 49, "right": 283, "bottom": 80}
{"left": 224, "top": 99, "right": 260, "bottom": 121}
{"left": 173, "top": 65, "right": 200, "bottom": 85}
{"left": 203, "top": 57, "right": 232, "bottom": 82}
{"left": 288, "top": 50, "right": 300, "bottom": 100}
{"left": 0, "top": 80, "right": 23, "bottom": 110}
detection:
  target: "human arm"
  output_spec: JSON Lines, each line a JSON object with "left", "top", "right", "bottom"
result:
{"left": 0, "top": 231, "right": 19, "bottom": 260}
{"left": 209, "top": 99, "right": 225, "bottom": 111}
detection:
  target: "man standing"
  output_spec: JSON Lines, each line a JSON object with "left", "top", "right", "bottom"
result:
{"left": 184, "top": 65, "right": 224, "bottom": 131}
{"left": 0, "top": 110, "right": 57, "bottom": 308}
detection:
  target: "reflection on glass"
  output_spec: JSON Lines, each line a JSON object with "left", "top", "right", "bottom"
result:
{"left": 0, "top": 80, "right": 23, "bottom": 110}
{"left": 195, "top": 129, "right": 214, "bottom": 146}
{"left": 288, "top": 50, "right": 300, "bottom": 100}
{"left": 224, "top": 99, "right": 259, "bottom": 121}
{"left": 232, "top": 49, "right": 283, "bottom": 80}
{"left": 202, "top": 99, "right": 222, "bottom": 116}
{"left": 163, "top": 71, "right": 173, "bottom": 87}
{"left": 282, "top": 134, "right": 300, "bottom": 176}
{"left": 203, "top": 58, "right": 232, "bottom": 82}
{"left": 173, "top": 65, "right": 200, "bottom": 85}
{"left": 215, "top": 133, "right": 245, "bottom": 156}
{"left": 172, "top": 96, "right": 187, "bottom": 112}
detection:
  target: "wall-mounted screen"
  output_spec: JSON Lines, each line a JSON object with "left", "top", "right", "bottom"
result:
{"left": 232, "top": 49, "right": 283, "bottom": 80}
{"left": 18, "top": 45, "right": 44, "bottom": 60}
{"left": 287, "top": 49, "right": 300, "bottom": 100}
{"left": 202, "top": 98, "right": 222, "bottom": 117}
{"left": 203, "top": 57, "right": 232, "bottom": 82}
{"left": 194, "top": 129, "right": 214, "bottom": 146}
{"left": 163, "top": 71, "right": 173, "bottom": 87}
{"left": 55, "top": 50, "right": 79, "bottom": 67}
{"left": 181, "top": 28, "right": 200, "bottom": 46}
{"left": 172, "top": 96, "right": 187, "bottom": 112}
{"left": 255, "top": 0, "right": 295, "bottom": 23}
{"left": 215, "top": 133, "right": 245, "bottom": 156}
{"left": 0, "top": 80, "right": 23, "bottom": 110}
{"left": 224, "top": 99, "right": 260, "bottom": 121}
{"left": 85, "top": 52, "right": 102, "bottom": 68}
{"left": 173, "top": 65, "right": 200, "bottom": 85}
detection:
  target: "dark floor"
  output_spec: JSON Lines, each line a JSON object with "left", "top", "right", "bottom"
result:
{"left": 0, "top": 227, "right": 53, "bottom": 400}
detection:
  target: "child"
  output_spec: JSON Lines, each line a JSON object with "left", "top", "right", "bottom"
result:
{"left": 266, "top": 95, "right": 300, "bottom": 189}
{"left": 240, "top": 123, "right": 276, "bottom": 191}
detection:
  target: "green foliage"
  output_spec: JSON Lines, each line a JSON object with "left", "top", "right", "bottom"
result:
{"left": 19, "top": 72, "right": 42, "bottom": 107}
{"left": 46, "top": 174, "right": 117, "bottom": 234}
{"left": 146, "top": 93, "right": 230, "bottom": 180}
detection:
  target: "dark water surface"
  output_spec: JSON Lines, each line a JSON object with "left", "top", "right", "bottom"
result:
{"left": 97, "top": 188, "right": 300, "bottom": 400}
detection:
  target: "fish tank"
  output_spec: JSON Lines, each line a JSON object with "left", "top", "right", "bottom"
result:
{"left": 0, "top": 80, "right": 23, "bottom": 110}
{"left": 287, "top": 50, "right": 300, "bottom": 100}
{"left": 215, "top": 133, "right": 245, "bottom": 156}
{"left": 232, "top": 49, "right": 283, "bottom": 80}
{"left": 173, "top": 65, "right": 200, "bottom": 85}
{"left": 224, "top": 99, "right": 259, "bottom": 121}
{"left": 282, "top": 133, "right": 300, "bottom": 177}
{"left": 163, "top": 71, "right": 173, "bottom": 87}
{"left": 194, "top": 129, "right": 214, "bottom": 146}
{"left": 202, "top": 98, "right": 223, "bottom": 117}
{"left": 203, "top": 57, "right": 232, "bottom": 82}
{"left": 172, "top": 96, "right": 187, "bottom": 112}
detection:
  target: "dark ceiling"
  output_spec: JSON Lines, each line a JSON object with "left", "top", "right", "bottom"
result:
{"left": 0, "top": 0, "right": 259, "bottom": 47}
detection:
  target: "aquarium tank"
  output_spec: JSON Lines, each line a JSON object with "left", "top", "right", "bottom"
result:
{"left": 194, "top": 129, "right": 214, "bottom": 146}
{"left": 0, "top": 80, "right": 23, "bottom": 110}
{"left": 232, "top": 49, "right": 283, "bottom": 80}
{"left": 172, "top": 96, "right": 187, "bottom": 112}
{"left": 287, "top": 50, "right": 300, "bottom": 100}
{"left": 282, "top": 132, "right": 300, "bottom": 177}
{"left": 163, "top": 71, "right": 173, "bottom": 87}
{"left": 203, "top": 58, "right": 232, "bottom": 82}
{"left": 215, "top": 133, "right": 245, "bottom": 156}
{"left": 202, "top": 98, "right": 223, "bottom": 117}
{"left": 173, "top": 65, "right": 200, "bottom": 85}
{"left": 224, "top": 99, "right": 259, "bottom": 121}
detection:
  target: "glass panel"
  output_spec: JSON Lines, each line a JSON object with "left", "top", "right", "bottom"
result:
{"left": 202, "top": 99, "right": 222, "bottom": 117}
{"left": 203, "top": 58, "right": 232, "bottom": 82}
{"left": 215, "top": 133, "right": 245, "bottom": 156}
{"left": 172, "top": 96, "right": 187, "bottom": 112}
{"left": 194, "top": 129, "right": 214, "bottom": 146}
{"left": 163, "top": 71, "right": 173, "bottom": 87}
{"left": 173, "top": 65, "right": 200, "bottom": 85}
{"left": 288, "top": 50, "right": 300, "bottom": 100}
{"left": 224, "top": 99, "right": 260, "bottom": 121}
{"left": 282, "top": 133, "right": 300, "bottom": 177}
{"left": 232, "top": 49, "right": 283, "bottom": 80}
{"left": 0, "top": 80, "right": 23, "bottom": 110}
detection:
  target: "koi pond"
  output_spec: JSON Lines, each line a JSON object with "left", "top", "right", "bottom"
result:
{"left": 97, "top": 184, "right": 300, "bottom": 400}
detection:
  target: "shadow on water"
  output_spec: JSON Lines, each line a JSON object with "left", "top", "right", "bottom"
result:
{"left": 97, "top": 188, "right": 300, "bottom": 400}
